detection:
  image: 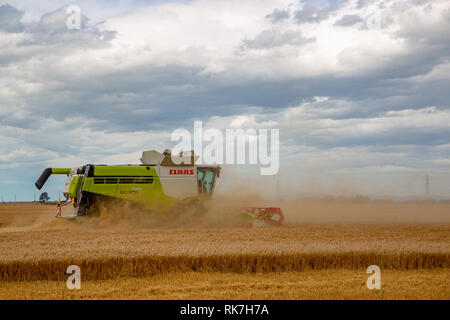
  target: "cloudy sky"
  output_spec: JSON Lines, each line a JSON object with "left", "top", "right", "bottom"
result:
{"left": 0, "top": 0, "right": 449, "bottom": 201}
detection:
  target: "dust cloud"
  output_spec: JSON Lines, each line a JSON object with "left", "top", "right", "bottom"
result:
{"left": 1, "top": 189, "right": 449, "bottom": 233}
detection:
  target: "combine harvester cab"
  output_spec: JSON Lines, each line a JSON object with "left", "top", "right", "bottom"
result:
{"left": 35, "top": 149, "right": 283, "bottom": 226}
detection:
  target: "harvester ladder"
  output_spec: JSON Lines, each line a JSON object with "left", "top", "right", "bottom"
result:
{"left": 74, "top": 165, "right": 90, "bottom": 216}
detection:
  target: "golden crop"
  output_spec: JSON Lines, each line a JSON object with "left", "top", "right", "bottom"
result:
{"left": 1, "top": 269, "right": 449, "bottom": 300}
{"left": 0, "top": 203, "right": 448, "bottom": 282}
{"left": 0, "top": 202, "right": 449, "bottom": 299}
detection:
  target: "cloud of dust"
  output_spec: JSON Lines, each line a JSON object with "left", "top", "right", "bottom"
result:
{"left": 2, "top": 166, "right": 449, "bottom": 233}
{"left": 41, "top": 196, "right": 252, "bottom": 230}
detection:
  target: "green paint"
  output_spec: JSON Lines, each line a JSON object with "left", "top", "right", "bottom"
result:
{"left": 52, "top": 168, "right": 71, "bottom": 174}
{"left": 78, "top": 165, "right": 175, "bottom": 211}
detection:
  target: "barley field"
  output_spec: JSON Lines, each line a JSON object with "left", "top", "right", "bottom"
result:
{"left": 1, "top": 270, "right": 449, "bottom": 300}
{"left": 0, "top": 201, "right": 449, "bottom": 299}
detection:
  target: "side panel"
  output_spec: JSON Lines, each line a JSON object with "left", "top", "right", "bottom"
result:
{"left": 68, "top": 176, "right": 81, "bottom": 198}
{"left": 158, "top": 166, "right": 198, "bottom": 199}
{"left": 63, "top": 176, "right": 73, "bottom": 196}
{"left": 81, "top": 165, "right": 176, "bottom": 211}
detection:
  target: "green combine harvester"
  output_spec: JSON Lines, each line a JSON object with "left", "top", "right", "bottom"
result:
{"left": 35, "top": 150, "right": 284, "bottom": 226}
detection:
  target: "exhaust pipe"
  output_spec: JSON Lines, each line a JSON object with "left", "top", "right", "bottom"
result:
{"left": 35, "top": 168, "right": 71, "bottom": 190}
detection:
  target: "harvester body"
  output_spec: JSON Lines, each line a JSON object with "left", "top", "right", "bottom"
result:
{"left": 35, "top": 150, "right": 283, "bottom": 226}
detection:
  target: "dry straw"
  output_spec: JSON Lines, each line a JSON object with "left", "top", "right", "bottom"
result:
{"left": 1, "top": 251, "right": 448, "bottom": 282}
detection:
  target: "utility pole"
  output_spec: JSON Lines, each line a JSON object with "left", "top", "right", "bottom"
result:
{"left": 425, "top": 175, "right": 430, "bottom": 200}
